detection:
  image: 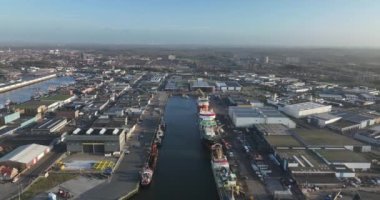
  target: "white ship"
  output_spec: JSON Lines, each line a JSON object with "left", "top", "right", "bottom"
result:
{"left": 211, "top": 143, "right": 238, "bottom": 200}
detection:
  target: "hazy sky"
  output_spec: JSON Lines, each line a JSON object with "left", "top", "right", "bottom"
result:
{"left": 1, "top": 0, "right": 380, "bottom": 47}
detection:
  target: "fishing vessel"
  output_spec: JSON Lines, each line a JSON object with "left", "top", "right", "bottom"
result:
{"left": 197, "top": 96, "right": 220, "bottom": 147}
{"left": 197, "top": 96, "right": 209, "bottom": 110}
{"left": 199, "top": 109, "right": 216, "bottom": 121}
{"left": 140, "top": 143, "right": 158, "bottom": 187}
{"left": 211, "top": 143, "right": 238, "bottom": 200}
{"left": 140, "top": 165, "right": 154, "bottom": 186}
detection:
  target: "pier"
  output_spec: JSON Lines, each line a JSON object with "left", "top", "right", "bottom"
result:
{"left": 0, "top": 74, "right": 57, "bottom": 93}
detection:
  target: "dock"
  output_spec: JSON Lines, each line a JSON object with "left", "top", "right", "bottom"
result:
{"left": 77, "top": 92, "right": 168, "bottom": 200}
{"left": 0, "top": 74, "right": 57, "bottom": 93}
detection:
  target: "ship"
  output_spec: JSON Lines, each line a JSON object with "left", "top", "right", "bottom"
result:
{"left": 140, "top": 143, "right": 158, "bottom": 187}
{"left": 200, "top": 126, "right": 218, "bottom": 147}
{"left": 211, "top": 143, "right": 238, "bottom": 200}
{"left": 199, "top": 109, "right": 216, "bottom": 121}
{"left": 197, "top": 96, "right": 209, "bottom": 110}
{"left": 140, "top": 165, "right": 153, "bottom": 187}
{"left": 198, "top": 96, "right": 220, "bottom": 148}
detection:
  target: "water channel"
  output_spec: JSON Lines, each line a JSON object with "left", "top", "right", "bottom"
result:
{"left": 133, "top": 96, "right": 218, "bottom": 200}
{"left": 0, "top": 76, "right": 75, "bottom": 107}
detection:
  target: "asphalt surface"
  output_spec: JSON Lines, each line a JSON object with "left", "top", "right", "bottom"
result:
{"left": 78, "top": 92, "right": 167, "bottom": 200}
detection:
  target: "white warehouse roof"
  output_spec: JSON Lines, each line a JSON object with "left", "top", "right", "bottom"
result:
{"left": 0, "top": 144, "right": 49, "bottom": 164}
{"left": 283, "top": 102, "right": 329, "bottom": 111}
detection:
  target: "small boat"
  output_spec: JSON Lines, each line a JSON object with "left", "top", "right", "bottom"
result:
{"left": 155, "top": 137, "right": 162, "bottom": 147}
{"left": 140, "top": 165, "right": 153, "bottom": 187}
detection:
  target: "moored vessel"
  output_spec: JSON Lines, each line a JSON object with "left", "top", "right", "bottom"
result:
{"left": 211, "top": 143, "right": 239, "bottom": 200}
{"left": 140, "top": 143, "right": 158, "bottom": 186}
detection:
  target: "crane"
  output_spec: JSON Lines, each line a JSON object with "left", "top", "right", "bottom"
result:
{"left": 196, "top": 88, "right": 206, "bottom": 98}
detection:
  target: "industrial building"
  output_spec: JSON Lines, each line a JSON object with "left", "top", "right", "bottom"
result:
{"left": 334, "top": 112, "right": 376, "bottom": 129}
{"left": 0, "top": 111, "right": 20, "bottom": 125}
{"left": 315, "top": 149, "right": 371, "bottom": 171}
{"left": 65, "top": 128, "right": 126, "bottom": 154}
{"left": 31, "top": 117, "right": 68, "bottom": 134}
{"left": 0, "top": 144, "right": 50, "bottom": 170}
{"left": 308, "top": 113, "right": 341, "bottom": 128}
{"left": 190, "top": 78, "right": 214, "bottom": 92}
{"left": 228, "top": 106, "right": 296, "bottom": 128}
{"left": 279, "top": 102, "right": 332, "bottom": 118}
{"left": 354, "top": 129, "right": 380, "bottom": 146}
{"left": 215, "top": 81, "right": 242, "bottom": 92}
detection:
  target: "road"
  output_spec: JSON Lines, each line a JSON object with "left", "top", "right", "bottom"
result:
{"left": 78, "top": 92, "right": 167, "bottom": 200}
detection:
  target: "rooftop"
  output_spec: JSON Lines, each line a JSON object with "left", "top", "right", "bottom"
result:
{"left": 283, "top": 102, "right": 330, "bottom": 111}
{"left": 33, "top": 117, "right": 66, "bottom": 130}
{"left": 0, "top": 144, "right": 49, "bottom": 164}
{"left": 294, "top": 128, "right": 363, "bottom": 146}
{"left": 265, "top": 135, "right": 303, "bottom": 147}
{"left": 334, "top": 112, "right": 374, "bottom": 123}
{"left": 225, "top": 81, "right": 241, "bottom": 87}
{"left": 69, "top": 128, "right": 123, "bottom": 136}
{"left": 229, "top": 106, "right": 287, "bottom": 118}
{"left": 316, "top": 149, "right": 370, "bottom": 163}
{"left": 277, "top": 149, "right": 330, "bottom": 171}
{"left": 40, "top": 94, "right": 72, "bottom": 101}
{"left": 256, "top": 124, "right": 290, "bottom": 135}
{"left": 191, "top": 79, "right": 212, "bottom": 88}
{"left": 310, "top": 113, "right": 341, "bottom": 121}
{"left": 328, "top": 119, "right": 359, "bottom": 129}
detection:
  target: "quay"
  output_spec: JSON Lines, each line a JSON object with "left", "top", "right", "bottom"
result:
{"left": 77, "top": 92, "right": 168, "bottom": 200}
{"left": 0, "top": 74, "right": 57, "bottom": 93}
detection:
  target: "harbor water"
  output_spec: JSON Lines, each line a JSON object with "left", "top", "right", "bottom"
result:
{"left": 0, "top": 76, "right": 75, "bottom": 107}
{"left": 133, "top": 96, "right": 218, "bottom": 200}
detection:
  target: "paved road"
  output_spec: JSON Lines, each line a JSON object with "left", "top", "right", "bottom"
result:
{"left": 78, "top": 92, "right": 167, "bottom": 200}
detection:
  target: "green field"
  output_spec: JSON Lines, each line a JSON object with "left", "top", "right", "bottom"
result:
{"left": 317, "top": 150, "right": 369, "bottom": 163}
{"left": 15, "top": 101, "right": 45, "bottom": 109}
{"left": 295, "top": 128, "right": 362, "bottom": 146}
{"left": 265, "top": 135, "right": 303, "bottom": 147}
{"left": 40, "top": 94, "right": 72, "bottom": 101}
{"left": 18, "top": 173, "right": 77, "bottom": 200}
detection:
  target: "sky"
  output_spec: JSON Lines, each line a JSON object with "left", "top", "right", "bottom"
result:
{"left": 1, "top": 0, "right": 380, "bottom": 47}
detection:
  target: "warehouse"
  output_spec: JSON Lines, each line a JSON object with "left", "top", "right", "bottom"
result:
{"left": 279, "top": 102, "right": 332, "bottom": 118}
{"left": 0, "top": 111, "right": 20, "bottom": 125}
{"left": 315, "top": 149, "right": 371, "bottom": 171}
{"left": 308, "top": 113, "right": 341, "bottom": 128}
{"left": 354, "top": 129, "right": 380, "bottom": 146}
{"left": 31, "top": 117, "right": 68, "bottom": 134}
{"left": 215, "top": 81, "right": 242, "bottom": 92}
{"left": 228, "top": 106, "right": 296, "bottom": 128}
{"left": 190, "top": 78, "right": 214, "bottom": 92}
{"left": 0, "top": 144, "right": 50, "bottom": 170}
{"left": 66, "top": 128, "right": 126, "bottom": 154}
{"left": 215, "top": 82, "right": 227, "bottom": 91}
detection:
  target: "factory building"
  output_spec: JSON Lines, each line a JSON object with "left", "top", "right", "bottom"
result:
{"left": 0, "top": 144, "right": 50, "bottom": 170}
{"left": 308, "top": 113, "right": 342, "bottom": 128}
{"left": 315, "top": 150, "right": 371, "bottom": 171}
{"left": 215, "top": 81, "right": 242, "bottom": 92}
{"left": 190, "top": 78, "right": 214, "bottom": 92}
{"left": 65, "top": 128, "right": 126, "bottom": 154}
{"left": 279, "top": 102, "right": 332, "bottom": 118}
{"left": 31, "top": 117, "right": 68, "bottom": 134}
{"left": 0, "top": 111, "right": 20, "bottom": 125}
{"left": 354, "top": 129, "right": 380, "bottom": 146}
{"left": 228, "top": 106, "right": 296, "bottom": 128}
